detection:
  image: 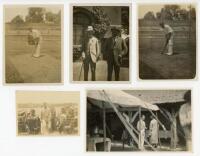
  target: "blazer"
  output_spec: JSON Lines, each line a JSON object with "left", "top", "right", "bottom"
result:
{"left": 82, "top": 36, "right": 100, "bottom": 63}
{"left": 105, "top": 36, "right": 127, "bottom": 66}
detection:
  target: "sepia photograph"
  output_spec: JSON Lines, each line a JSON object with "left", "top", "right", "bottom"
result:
{"left": 138, "top": 4, "right": 196, "bottom": 79}
{"left": 4, "top": 5, "right": 63, "bottom": 84}
{"left": 86, "top": 89, "right": 192, "bottom": 151}
{"left": 16, "top": 91, "right": 79, "bottom": 136}
{"left": 71, "top": 5, "right": 130, "bottom": 82}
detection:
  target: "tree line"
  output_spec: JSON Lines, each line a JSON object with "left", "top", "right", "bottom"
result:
{"left": 11, "top": 7, "right": 61, "bottom": 24}
{"left": 143, "top": 5, "right": 196, "bottom": 21}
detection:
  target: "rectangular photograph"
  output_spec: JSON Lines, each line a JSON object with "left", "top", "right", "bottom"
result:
{"left": 16, "top": 91, "right": 79, "bottom": 136}
{"left": 71, "top": 5, "right": 130, "bottom": 82}
{"left": 138, "top": 4, "right": 196, "bottom": 79}
{"left": 86, "top": 89, "right": 192, "bottom": 151}
{"left": 4, "top": 5, "right": 63, "bottom": 83}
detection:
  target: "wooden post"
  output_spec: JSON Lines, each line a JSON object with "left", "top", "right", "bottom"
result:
{"left": 170, "top": 108, "right": 177, "bottom": 150}
{"left": 156, "top": 112, "right": 161, "bottom": 147}
{"left": 138, "top": 107, "right": 141, "bottom": 150}
{"left": 103, "top": 102, "right": 107, "bottom": 151}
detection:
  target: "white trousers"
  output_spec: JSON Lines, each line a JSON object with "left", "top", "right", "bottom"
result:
{"left": 32, "top": 38, "right": 42, "bottom": 58}
{"left": 167, "top": 34, "right": 174, "bottom": 55}
{"left": 138, "top": 130, "right": 145, "bottom": 150}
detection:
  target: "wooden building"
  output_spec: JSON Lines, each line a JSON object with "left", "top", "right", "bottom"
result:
{"left": 86, "top": 90, "right": 191, "bottom": 151}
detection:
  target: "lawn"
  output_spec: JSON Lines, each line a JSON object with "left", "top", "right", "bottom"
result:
{"left": 5, "top": 35, "right": 61, "bottom": 83}
{"left": 139, "top": 48, "right": 196, "bottom": 79}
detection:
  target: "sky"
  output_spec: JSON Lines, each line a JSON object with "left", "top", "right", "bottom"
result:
{"left": 16, "top": 91, "right": 80, "bottom": 104}
{"left": 138, "top": 4, "right": 194, "bottom": 19}
{"left": 4, "top": 5, "right": 62, "bottom": 23}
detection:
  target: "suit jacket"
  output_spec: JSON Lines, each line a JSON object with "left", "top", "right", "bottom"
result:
{"left": 105, "top": 36, "right": 127, "bottom": 65}
{"left": 82, "top": 36, "right": 99, "bottom": 63}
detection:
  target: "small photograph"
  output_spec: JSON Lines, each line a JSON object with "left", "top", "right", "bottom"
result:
{"left": 72, "top": 5, "right": 130, "bottom": 82}
{"left": 86, "top": 90, "right": 192, "bottom": 152}
{"left": 16, "top": 91, "right": 79, "bottom": 136}
{"left": 4, "top": 5, "right": 63, "bottom": 83}
{"left": 138, "top": 4, "right": 196, "bottom": 79}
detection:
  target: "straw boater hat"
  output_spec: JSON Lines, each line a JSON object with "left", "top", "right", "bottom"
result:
{"left": 86, "top": 26, "right": 94, "bottom": 32}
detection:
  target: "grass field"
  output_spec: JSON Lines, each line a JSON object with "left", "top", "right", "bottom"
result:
{"left": 139, "top": 48, "right": 196, "bottom": 79}
{"left": 5, "top": 35, "right": 61, "bottom": 83}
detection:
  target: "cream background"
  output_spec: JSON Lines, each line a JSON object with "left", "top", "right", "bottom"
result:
{"left": 0, "top": 0, "right": 199, "bottom": 156}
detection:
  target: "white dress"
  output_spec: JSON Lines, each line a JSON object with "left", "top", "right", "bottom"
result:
{"left": 149, "top": 119, "right": 158, "bottom": 144}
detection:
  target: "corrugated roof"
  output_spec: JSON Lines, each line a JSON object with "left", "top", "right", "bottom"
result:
{"left": 124, "top": 90, "right": 188, "bottom": 105}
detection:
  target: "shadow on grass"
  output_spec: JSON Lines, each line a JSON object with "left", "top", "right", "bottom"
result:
{"left": 6, "top": 58, "right": 24, "bottom": 83}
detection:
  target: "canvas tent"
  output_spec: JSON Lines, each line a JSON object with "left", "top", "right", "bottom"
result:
{"left": 87, "top": 90, "right": 159, "bottom": 111}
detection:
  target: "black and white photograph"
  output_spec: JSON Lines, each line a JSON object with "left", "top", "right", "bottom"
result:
{"left": 138, "top": 4, "right": 196, "bottom": 79}
{"left": 4, "top": 5, "right": 63, "bottom": 83}
{"left": 16, "top": 91, "right": 79, "bottom": 136}
{"left": 86, "top": 89, "right": 192, "bottom": 151}
{"left": 71, "top": 5, "right": 130, "bottom": 82}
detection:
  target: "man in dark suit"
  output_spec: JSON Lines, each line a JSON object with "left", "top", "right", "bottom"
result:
{"left": 105, "top": 27, "right": 128, "bottom": 81}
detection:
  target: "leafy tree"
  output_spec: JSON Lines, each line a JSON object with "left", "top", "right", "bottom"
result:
{"left": 45, "top": 12, "right": 56, "bottom": 22}
{"left": 190, "top": 7, "right": 196, "bottom": 20}
{"left": 11, "top": 15, "right": 24, "bottom": 24}
{"left": 121, "top": 7, "right": 129, "bottom": 32}
{"left": 144, "top": 11, "right": 156, "bottom": 20}
{"left": 92, "top": 6, "right": 111, "bottom": 39}
{"left": 25, "top": 7, "right": 45, "bottom": 23}
{"left": 45, "top": 11, "right": 61, "bottom": 24}
{"left": 151, "top": 5, "right": 196, "bottom": 21}
{"left": 54, "top": 11, "right": 61, "bottom": 24}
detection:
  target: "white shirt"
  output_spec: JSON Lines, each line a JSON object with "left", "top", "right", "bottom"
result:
{"left": 31, "top": 29, "right": 41, "bottom": 39}
{"left": 163, "top": 24, "right": 173, "bottom": 34}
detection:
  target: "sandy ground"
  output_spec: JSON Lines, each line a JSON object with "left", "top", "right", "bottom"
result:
{"left": 73, "top": 60, "right": 129, "bottom": 81}
{"left": 139, "top": 49, "right": 196, "bottom": 79}
{"left": 92, "top": 141, "right": 186, "bottom": 151}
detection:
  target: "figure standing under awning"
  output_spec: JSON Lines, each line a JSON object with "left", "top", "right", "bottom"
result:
{"left": 149, "top": 115, "right": 159, "bottom": 148}
{"left": 137, "top": 115, "right": 146, "bottom": 150}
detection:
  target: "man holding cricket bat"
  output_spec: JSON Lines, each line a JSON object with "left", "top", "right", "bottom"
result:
{"left": 28, "top": 28, "right": 42, "bottom": 58}
{"left": 159, "top": 22, "right": 174, "bottom": 56}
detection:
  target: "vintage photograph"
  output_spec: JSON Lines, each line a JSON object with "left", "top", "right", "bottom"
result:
{"left": 86, "top": 89, "right": 192, "bottom": 151}
{"left": 72, "top": 5, "right": 130, "bottom": 81}
{"left": 16, "top": 91, "right": 79, "bottom": 136}
{"left": 4, "top": 5, "right": 63, "bottom": 83}
{"left": 138, "top": 4, "right": 196, "bottom": 79}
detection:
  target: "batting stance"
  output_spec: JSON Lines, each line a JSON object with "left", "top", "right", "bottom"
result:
{"left": 82, "top": 26, "right": 100, "bottom": 81}
{"left": 28, "top": 28, "right": 42, "bottom": 58}
{"left": 159, "top": 22, "right": 174, "bottom": 56}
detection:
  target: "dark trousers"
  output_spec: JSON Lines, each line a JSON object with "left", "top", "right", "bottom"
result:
{"left": 107, "top": 58, "right": 120, "bottom": 81}
{"left": 84, "top": 56, "right": 96, "bottom": 81}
